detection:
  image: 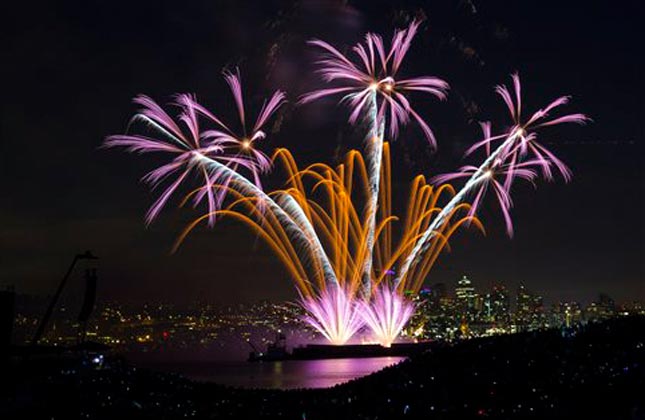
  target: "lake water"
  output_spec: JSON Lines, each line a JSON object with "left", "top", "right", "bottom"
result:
{"left": 136, "top": 357, "right": 406, "bottom": 389}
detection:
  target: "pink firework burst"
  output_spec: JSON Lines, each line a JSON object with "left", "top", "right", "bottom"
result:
{"left": 432, "top": 152, "right": 541, "bottom": 237}
{"left": 105, "top": 70, "right": 285, "bottom": 226}
{"left": 467, "top": 73, "right": 590, "bottom": 184}
{"left": 360, "top": 285, "right": 416, "bottom": 347}
{"left": 431, "top": 74, "right": 589, "bottom": 237}
{"left": 192, "top": 68, "right": 286, "bottom": 189}
{"left": 300, "top": 19, "right": 448, "bottom": 147}
{"left": 300, "top": 286, "right": 364, "bottom": 345}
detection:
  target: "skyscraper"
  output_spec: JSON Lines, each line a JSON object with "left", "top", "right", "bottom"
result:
{"left": 489, "top": 285, "right": 510, "bottom": 327}
{"left": 515, "top": 284, "right": 544, "bottom": 331}
{"left": 455, "top": 275, "right": 477, "bottom": 309}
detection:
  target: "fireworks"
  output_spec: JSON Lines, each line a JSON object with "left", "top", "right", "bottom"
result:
{"left": 104, "top": 71, "right": 284, "bottom": 226}
{"left": 301, "top": 19, "right": 448, "bottom": 296}
{"left": 108, "top": 23, "right": 586, "bottom": 347}
{"left": 395, "top": 74, "right": 589, "bottom": 289}
{"left": 359, "top": 285, "right": 416, "bottom": 347}
{"left": 172, "top": 143, "right": 474, "bottom": 345}
{"left": 300, "top": 285, "right": 364, "bottom": 345}
{"left": 299, "top": 19, "right": 448, "bottom": 145}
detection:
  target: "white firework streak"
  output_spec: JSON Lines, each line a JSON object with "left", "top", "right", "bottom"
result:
{"left": 361, "top": 91, "right": 386, "bottom": 296}
{"left": 193, "top": 152, "right": 339, "bottom": 287}
{"left": 394, "top": 129, "right": 521, "bottom": 288}
{"left": 359, "top": 285, "right": 416, "bottom": 347}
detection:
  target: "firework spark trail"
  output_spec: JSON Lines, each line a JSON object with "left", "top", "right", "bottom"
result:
{"left": 273, "top": 191, "right": 338, "bottom": 286}
{"left": 193, "top": 68, "right": 283, "bottom": 198}
{"left": 191, "top": 152, "right": 340, "bottom": 288}
{"left": 301, "top": 20, "right": 448, "bottom": 297}
{"left": 359, "top": 285, "right": 416, "bottom": 347}
{"left": 393, "top": 130, "right": 519, "bottom": 288}
{"left": 361, "top": 91, "right": 386, "bottom": 296}
{"left": 108, "top": 71, "right": 340, "bottom": 290}
{"left": 433, "top": 153, "right": 544, "bottom": 238}
{"left": 269, "top": 145, "right": 475, "bottom": 344}
{"left": 104, "top": 94, "right": 268, "bottom": 227}
{"left": 395, "top": 74, "right": 588, "bottom": 288}
{"left": 300, "top": 284, "right": 364, "bottom": 345}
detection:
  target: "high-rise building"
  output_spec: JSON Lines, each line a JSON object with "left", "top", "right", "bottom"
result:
{"left": 597, "top": 293, "right": 616, "bottom": 317}
{"left": 515, "top": 284, "right": 545, "bottom": 331}
{"left": 585, "top": 293, "right": 616, "bottom": 322}
{"left": 489, "top": 285, "right": 510, "bottom": 326}
{"left": 406, "top": 283, "right": 456, "bottom": 341}
{"left": 552, "top": 302, "right": 583, "bottom": 328}
{"left": 456, "top": 275, "right": 478, "bottom": 311}
{"left": 455, "top": 276, "right": 475, "bottom": 302}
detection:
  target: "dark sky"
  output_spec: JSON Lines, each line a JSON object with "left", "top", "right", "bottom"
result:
{"left": 2, "top": 0, "right": 643, "bottom": 306}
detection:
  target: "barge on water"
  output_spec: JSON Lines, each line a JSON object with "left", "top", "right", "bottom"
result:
{"left": 248, "top": 336, "right": 435, "bottom": 362}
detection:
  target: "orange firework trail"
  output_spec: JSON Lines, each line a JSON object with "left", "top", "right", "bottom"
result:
{"left": 175, "top": 143, "right": 482, "bottom": 345}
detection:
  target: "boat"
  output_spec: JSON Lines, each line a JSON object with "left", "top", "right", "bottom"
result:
{"left": 247, "top": 332, "right": 290, "bottom": 362}
{"left": 248, "top": 335, "right": 435, "bottom": 362}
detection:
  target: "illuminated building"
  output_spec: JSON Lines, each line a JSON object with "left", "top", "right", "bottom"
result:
{"left": 455, "top": 276, "right": 475, "bottom": 303}
{"left": 585, "top": 293, "right": 616, "bottom": 322}
{"left": 515, "top": 284, "right": 545, "bottom": 331}
{"left": 455, "top": 275, "right": 478, "bottom": 320}
{"left": 487, "top": 285, "right": 510, "bottom": 326}
{"left": 551, "top": 302, "right": 583, "bottom": 328}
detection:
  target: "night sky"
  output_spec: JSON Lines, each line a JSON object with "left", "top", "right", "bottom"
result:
{"left": 2, "top": 0, "right": 643, "bottom": 306}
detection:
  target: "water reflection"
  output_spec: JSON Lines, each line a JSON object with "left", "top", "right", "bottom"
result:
{"left": 143, "top": 357, "right": 405, "bottom": 389}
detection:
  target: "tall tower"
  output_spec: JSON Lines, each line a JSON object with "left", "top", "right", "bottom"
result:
{"left": 455, "top": 275, "right": 477, "bottom": 318}
{"left": 490, "top": 284, "right": 510, "bottom": 326}
{"left": 455, "top": 275, "right": 475, "bottom": 302}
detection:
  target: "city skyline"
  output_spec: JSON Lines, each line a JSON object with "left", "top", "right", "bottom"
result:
{"left": 10, "top": 275, "right": 643, "bottom": 357}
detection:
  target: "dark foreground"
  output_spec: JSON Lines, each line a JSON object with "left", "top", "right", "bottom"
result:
{"left": 3, "top": 317, "right": 645, "bottom": 420}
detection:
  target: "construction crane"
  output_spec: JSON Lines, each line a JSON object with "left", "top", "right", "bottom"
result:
{"left": 31, "top": 251, "right": 98, "bottom": 346}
